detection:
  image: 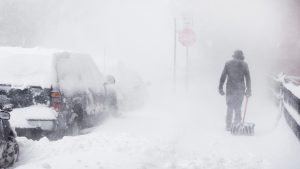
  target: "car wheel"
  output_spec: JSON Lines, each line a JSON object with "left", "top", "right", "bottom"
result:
{"left": 70, "top": 103, "right": 84, "bottom": 136}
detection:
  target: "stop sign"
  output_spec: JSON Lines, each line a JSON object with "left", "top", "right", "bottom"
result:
{"left": 178, "top": 28, "right": 196, "bottom": 47}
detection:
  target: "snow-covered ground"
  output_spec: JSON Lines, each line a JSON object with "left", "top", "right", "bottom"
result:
{"left": 0, "top": 0, "right": 298, "bottom": 168}
{"left": 12, "top": 84, "right": 300, "bottom": 169}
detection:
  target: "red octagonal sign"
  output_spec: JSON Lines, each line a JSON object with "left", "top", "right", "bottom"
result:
{"left": 179, "top": 28, "right": 196, "bottom": 47}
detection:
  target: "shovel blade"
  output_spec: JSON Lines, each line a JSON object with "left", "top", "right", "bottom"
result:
{"left": 231, "top": 122, "right": 255, "bottom": 135}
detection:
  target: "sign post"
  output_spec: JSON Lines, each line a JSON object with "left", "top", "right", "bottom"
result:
{"left": 179, "top": 27, "right": 196, "bottom": 91}
{"left": 173, "top": 18, "right": 177, "bottom": 92}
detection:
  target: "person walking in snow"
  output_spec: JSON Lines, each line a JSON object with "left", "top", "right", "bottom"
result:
{"left": 218, "top": 50, "right": 251, "bottom": 131}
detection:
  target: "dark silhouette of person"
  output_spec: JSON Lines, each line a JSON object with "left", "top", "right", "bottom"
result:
{"left": 219, "top": 50, "right": 251, "bottom": 131}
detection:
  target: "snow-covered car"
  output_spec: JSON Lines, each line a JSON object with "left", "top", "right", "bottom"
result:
{"left": 0, "top": 47, "right": 117, "bottom": 140}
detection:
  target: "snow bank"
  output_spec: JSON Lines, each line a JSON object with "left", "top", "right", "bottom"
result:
{"left": 274, "top": 73, "right": 300, "bottom": 125}
{"left": 14, "top": 131, "right": 268, "bottom": 169}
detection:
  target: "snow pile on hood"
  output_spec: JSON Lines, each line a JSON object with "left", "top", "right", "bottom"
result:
{"left": 10, "top": 105, "right": 58, "bottom": 129}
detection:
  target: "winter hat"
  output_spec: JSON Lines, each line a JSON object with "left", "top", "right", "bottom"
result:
{"left": 232, "top": 50, "right": 244, "bottom": 60}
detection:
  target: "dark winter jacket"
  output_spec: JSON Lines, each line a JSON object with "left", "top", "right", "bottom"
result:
{"left": 219, "top": 57, "right": 251, "bottom": 95}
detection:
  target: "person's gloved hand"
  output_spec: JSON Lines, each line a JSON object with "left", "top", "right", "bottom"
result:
{"left": 219, "top": 89, "right": 225, "bottom": 96}
{"left": 245, "top": 89, "right": 252, "bottom": 98}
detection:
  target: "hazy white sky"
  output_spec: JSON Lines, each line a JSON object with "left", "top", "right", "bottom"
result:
{"left": 32, "top": 0, "right": 297, "bottom": 91}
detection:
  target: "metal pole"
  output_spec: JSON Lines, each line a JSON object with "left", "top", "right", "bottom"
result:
{"left": 103, "top": 48, "right": 106, "bottom": 74}
{"left": 186, "top": 47, "right": 189, "bottom": 92}
{"left": 173, "top": 18, "right": 177, "bottom": 92}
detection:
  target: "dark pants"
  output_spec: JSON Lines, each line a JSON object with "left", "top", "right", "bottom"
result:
{"left": 226, "top": 91, "right": 244, "bottom": 128}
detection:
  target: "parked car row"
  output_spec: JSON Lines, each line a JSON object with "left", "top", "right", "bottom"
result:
{"left": 0, "top": 47, "right": 120, "bottom": 167}
{"left": 0, "top": 46, "right": 152, "bottom": 167}
{"left": 0, "top": 47, "right": 118, "bottom": 139}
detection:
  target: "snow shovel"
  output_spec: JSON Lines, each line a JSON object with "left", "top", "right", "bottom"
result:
{"left": 231, "top": 97, "right": 255, "bottom": 136}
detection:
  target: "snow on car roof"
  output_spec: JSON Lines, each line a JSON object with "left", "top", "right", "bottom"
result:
{"left": 0, "top": 47, "right": 64, "bottom": 88}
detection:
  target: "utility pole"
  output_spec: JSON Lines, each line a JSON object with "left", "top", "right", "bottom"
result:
{"left": 185, "top": 47, "right": 189, "bottom": 92}
{"left": 103, "top": 47, "right": 106, "bottom": 74}
{"left": 173, "top": 18, "right": 177, "bottom": 92}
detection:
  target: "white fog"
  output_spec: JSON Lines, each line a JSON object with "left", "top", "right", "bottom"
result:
{"left": 0, "top": 0, "right": 299, "bottom": 169}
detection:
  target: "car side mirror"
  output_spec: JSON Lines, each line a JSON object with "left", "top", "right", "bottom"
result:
{"left": 0, "top": 112, "right": 10, "bottom": 120}
{"left": 105, "top": 75, "right": 116, "bottom": 85}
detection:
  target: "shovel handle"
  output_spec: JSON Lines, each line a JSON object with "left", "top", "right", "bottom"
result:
{"left": 242, "top": 97, "right": 249, "bottom": 123}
